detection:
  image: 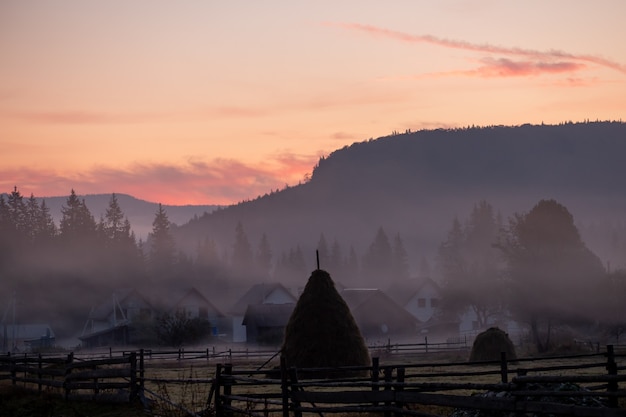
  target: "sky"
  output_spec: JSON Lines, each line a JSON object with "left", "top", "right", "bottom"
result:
{"left": 1, "top": 1, "right": 625, "bottom": 205}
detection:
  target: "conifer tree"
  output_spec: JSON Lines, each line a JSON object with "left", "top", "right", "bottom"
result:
{"left": 59, "top": 189, "right": 97, "bottom": 243}
{"left": 149, "top": 203, "right": 176, "bottom": 280}
{"left": 232, "top": 221, "right": 253, "bottom": 275}
{"left": 362, "top": 226, "right": 393, "bottom": 284}
{"left": 256, "top": 233, "right": 273, "bottom": 278}
{"left": 392, "top": 233, "right": 410, "bottom": 281}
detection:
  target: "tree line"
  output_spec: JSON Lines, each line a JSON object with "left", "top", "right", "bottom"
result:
{"left": 1, "top": 187, "right": 624, "bottom": 350}
{"left": 437, "top": 199, "right": 626, "bottom": 352}
{"left": 0, "top": 187, "right": 413, "bottom": 339}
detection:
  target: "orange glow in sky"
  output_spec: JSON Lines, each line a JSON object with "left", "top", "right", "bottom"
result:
{"left": 2, "top": 1, "right": 625, "bottom": 205}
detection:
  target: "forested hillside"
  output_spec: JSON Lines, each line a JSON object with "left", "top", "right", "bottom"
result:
{"left": 176, "top": 121, "right": 626, "bottom": 284}
{"left": 2, "top": 121, "right": 626, "bottom": 341}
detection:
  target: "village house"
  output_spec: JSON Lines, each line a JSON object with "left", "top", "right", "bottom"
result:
{"left": 242, "top": 303, "right": 295, "bottom": 345}
{"left": 229, "top": 283, "right": 297, "bottom": 343}
{"left": 79, "top": 288, "right": 154, "bottom": 348}
{"left": 340, "top": 288, "right": 420, "bottom": 343}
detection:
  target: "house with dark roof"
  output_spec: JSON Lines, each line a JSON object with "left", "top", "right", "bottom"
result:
{"left": 242, "top": 303, "right": 295, "bottom": 345}
{"left": 169, "top": 287, "right": 226, "bottom": 337}
{"left": 79, "top": 288, "right": 154, "bottom": 348}
{"left": 230, "top": 283, "right": 297, "bottom": 343}
{"left": 340, "top": 288, "right": 420, "bottom": 343}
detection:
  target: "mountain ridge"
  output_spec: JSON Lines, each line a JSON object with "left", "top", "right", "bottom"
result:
{"left": 173, "top": 121, "right": 626, "bottom": 280}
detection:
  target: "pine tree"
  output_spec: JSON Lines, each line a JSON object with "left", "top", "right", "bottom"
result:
{"left": 232, "top": 221, "right": 253, "bottom": 276}
{"left": 392, "top": 233, "right": 410, "bottom": 281}
{"left": 59, "top": 190, "right": 97, "bottom": 243}
{"left": 149, "top": 203, "right": 176, "bottom": 280}
{"left": 256, "top": 233, "right": 273, "bottom": 278}
{"left": 329, "top": 239, "right": 343, "bottom": 275}
{"left": 362, "top": 226, "right": 393, "bottom": 284}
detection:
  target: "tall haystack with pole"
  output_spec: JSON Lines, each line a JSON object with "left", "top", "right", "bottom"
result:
{"left": 281, "top": 269, "right": 370, "bottom": 371}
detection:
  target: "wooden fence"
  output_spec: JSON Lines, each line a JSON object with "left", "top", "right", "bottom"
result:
{"left": 0, "top": 351, "right": 141, "bottom": 401}
{"left": 2, "top": 344, "right": 626, "bottom": 416}
{"left": 212, "top": 345, "right": 626, "bottom": 417}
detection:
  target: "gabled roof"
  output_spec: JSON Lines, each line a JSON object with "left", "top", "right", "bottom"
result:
{"left": 386, "top": 278, "right": 442, "bottom": 307}
{"left": 242, "top": 303, "right": 296, "bottom": 327}
{"left": 340, "top": 288, "right": 380, "bottom": 310}
{"left": 341, "top": 288, "right": 422, "bottom": 325}
{"left": 88, "top": 288, "right": 152, "bottom": 320}
{"left": 172, "top": 287, "right": 225, "bottom": 317}
{"left": 231, "top": 283, "right": 297, "bottom": 315}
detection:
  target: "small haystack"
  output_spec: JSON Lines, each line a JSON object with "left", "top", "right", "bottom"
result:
{"left": 469, "top": 327, "right": 517, "bottom": 362}
{"left": 281, "top": 269, "right": 370, "bottom": 371}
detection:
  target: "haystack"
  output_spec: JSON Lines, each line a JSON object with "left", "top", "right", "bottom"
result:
{"left": 469, "top": 327, "right": 517, "bottom": 362}
{"left": 281, "top": 269, "right": 370, "bottom": 372}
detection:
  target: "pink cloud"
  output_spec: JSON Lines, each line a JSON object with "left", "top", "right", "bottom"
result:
{"left": 468, "top": 58, "right": 586, "bottom": 77}
{"left": 0, "top": 153, "right": 319, "bottom": 205}
{"left": 330, "top": 22, "right": 626, "bottom": 76}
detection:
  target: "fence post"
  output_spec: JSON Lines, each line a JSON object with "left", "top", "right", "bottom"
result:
{"left": 223, "top": 363, "right": 233, "bottom": 417}
{"left": 129, "top": 351, "right": 137, "bottom": 401}
{"left": 64, "top": 352, "right": 74, "bottom": 400}
{"left": 9, "top": 352, "right": 16, "bottom": 386}
{"left": 371, "top": 357, "right": 380, "bottom": 406}
{"left": 500, "top": 351, "right": 508, "bottom": 383}
{"left": 214, "top": 364, "right": 223, "bottom": 415}
{"left": 280, "top": 356, "right": 290, "bottom": 417}
{"left": 395, "top": 367, "right": 405, "bottom": 416}
{"left": 383, "top": 366, "right": 393, "bottom": 417}
{"left": 606, "top": 345, "right": 618, "bottom": 408}
{"left": 37, "top": 354, "right": 42, "bottom": 394}
{"left": 289, "top": 367, "right": 302, "bottom": 417}
{"left": 139, "top": 349, "right": 145, "bottom": 398}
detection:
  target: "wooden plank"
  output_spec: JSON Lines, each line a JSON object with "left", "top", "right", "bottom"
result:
{"left": 66, "top": 357, "right": 130, "bottom": 370}
{"left": 65, "top": 381, "right": 130, "bottom": 390}
{"left": 66, "top": 368, "right": 131, "bottom": 380}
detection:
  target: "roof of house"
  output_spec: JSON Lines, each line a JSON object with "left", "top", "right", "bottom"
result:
{"left": 385, "top": 278, "right": 442, "bottom": 307}
{"left": 341, "top": 288, "right": 422, "bottom": 326}
{"left": 88, "top": 288, "right": 152, "bottom": 320}
{"left": 242, "top": 303, "right": 296, "bottom": 327}
{"left": 170, "top": 287, "right": 225, "bottom": 317}
{"left": 231, "top": 283, "right": 297, "bottom": 315}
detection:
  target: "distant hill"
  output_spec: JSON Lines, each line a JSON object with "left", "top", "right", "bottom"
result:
{"left": 173, "top": 121, "right": 626, "bottom": 279}
{"left": 35, "top": 193, "right": 217, "bottom": 240}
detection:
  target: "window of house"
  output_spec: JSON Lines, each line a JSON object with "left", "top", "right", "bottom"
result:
{"left": 417, "top": 298, "right": 426, "bottom": 308}
{"left": 430, "top": 298, "right": 439, "bottom": 308}
{"left": 199, "top": 307, "right": 208, "bottom": 319}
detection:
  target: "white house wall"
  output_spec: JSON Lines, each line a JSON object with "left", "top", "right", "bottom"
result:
{"left": 405, "top": 282, "right": 440, "bottom": 322}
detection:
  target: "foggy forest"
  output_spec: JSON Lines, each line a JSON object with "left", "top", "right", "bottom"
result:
{"left": 1, "top": 121, "right": 626, "bottom": 352}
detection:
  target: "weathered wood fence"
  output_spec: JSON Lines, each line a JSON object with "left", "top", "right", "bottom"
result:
{"left": 0, "top": 351, "right": 141, "bottom": 401}
{"left": 212, "top": 345, "right": 626, "bottom": 417}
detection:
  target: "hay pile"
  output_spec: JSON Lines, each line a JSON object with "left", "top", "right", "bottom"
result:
{"left": 281, "top": 269, "right": 370, "bottom": 371}
{"left": 469, "top": 327, "right": 517, "bottom": 362}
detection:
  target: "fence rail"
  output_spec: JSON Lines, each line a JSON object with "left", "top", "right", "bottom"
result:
{"left": 2, "top": 344, "right": 626, "bottom": 416}
{"left": 212, "top": 345, "right": 626, "bottom": 417}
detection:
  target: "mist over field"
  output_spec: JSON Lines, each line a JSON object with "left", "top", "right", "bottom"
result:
{"left": 2, "top": 121, "right": 626, "bottom": 349}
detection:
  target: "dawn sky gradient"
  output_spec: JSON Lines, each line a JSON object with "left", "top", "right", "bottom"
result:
{"left": 2, "top": 1, "right": 625, "bottom": 205}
